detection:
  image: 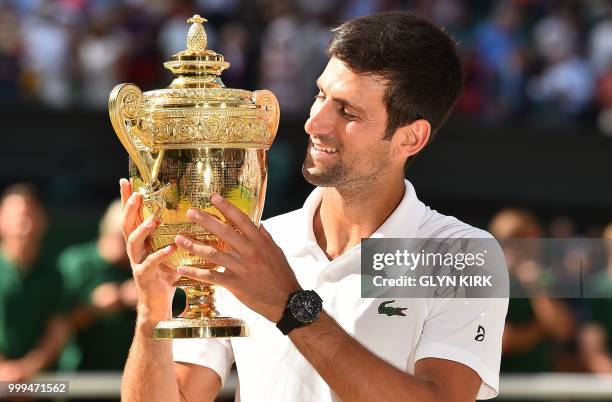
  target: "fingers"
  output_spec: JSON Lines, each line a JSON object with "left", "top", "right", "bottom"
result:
{"left": 140, "top": 244, "right": 176, "bottom": 271}
{"left": 210, "top": 194, "right": 261, "bottom": 240}
{"left": 158, "top": 264, "right": 181, "bottom": 284}
{"left": 175, "top": 235, "right": 239, "bottom": 269}
{"left": 119, "top": 178, "right": 132, "bottom": 208}
{"left": 122, "top": 192, "right": 142, "bottom": 241}
{"left": 127, "top": 216, "right": 157, "bottom": 263}
{"left": 177, "top": 266, "right": 231, "bottom": 287}
{"left": 187, "top": 208, "right": 250, "bottom": 254}
{"left": 259, "top": 223, "right": 275, "bottom": 243}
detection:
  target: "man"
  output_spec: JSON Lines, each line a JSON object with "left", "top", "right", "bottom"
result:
{"left": 579, "top": 222, "right": 612, "bottom": 373}
{"left": 489, "top": 208, "right": 573, "bottom": 373}
{"left": 58, "top": 200, "right": 185, "bottom": 373}
{"left": 58, "top": 200, "right": 138, "bottom": 372}
{"left": 0, "top": 184, "right": 69, "bottom": 381}
{"left": 120, "top": 12, "right": 508, "bottom": 402}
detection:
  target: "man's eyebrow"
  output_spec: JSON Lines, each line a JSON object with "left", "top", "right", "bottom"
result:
{"left": 315, "top": 79, "right": 366, "bottom": 115}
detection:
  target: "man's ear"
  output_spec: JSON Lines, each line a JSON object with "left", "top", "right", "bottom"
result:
{"left": 393, "top": 119, "right": 431, "bottom": 159}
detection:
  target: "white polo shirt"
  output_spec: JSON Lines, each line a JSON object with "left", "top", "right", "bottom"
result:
{"left": 173, "top": 180, "right": 508, "bottom": 401}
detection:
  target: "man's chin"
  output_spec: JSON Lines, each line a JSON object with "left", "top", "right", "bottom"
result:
{"left": 302, "top": 165, "right": 337, "bottom": 187}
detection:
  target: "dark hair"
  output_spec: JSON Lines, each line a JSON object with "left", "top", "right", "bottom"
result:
{"left": 327, "top": 11, "right": 463, "bottom": 139}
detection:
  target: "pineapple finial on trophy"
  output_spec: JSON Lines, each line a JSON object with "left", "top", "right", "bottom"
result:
{"left": 186, "top": 14, "right": 208, "bottom": 52}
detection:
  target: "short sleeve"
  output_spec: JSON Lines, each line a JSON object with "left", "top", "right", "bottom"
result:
{"left": 172, "top": 337, "right": 234, "bottom": 386}
{"left": 414, "top": 297, "right": 509, "bottom": 400}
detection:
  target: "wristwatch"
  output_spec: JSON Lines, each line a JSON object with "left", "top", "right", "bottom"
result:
{"left": 276, "top": 290, "right": 323, "bottom": 335}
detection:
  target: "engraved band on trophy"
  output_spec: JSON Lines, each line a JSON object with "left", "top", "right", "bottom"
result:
{"left": 108, "top": 15, "right": 280, "bottom": 339}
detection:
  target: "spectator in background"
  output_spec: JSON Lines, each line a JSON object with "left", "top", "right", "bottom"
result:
{"left": 0, "top": 184, "right": 69, "bottom": 381}
{"left": 58, "top": 200, "right": 138, "bottom": 371}
{"left": 527, "top": 3, "right": 594, "bottom": 118}
{"left": 471, "top": 0, "right": 525, "bottom": 118}
{"left": 591, "top": 4, "right": 612, "bottom": 136}
{"left": 77, "top": 14, "right": 126, "bottom": 108}
{"left": 218, "top": 22, "right": 249, "bottom": 88}
{"left": 58, "top": 199, "right": 185, "bottom": 371}
{"left": 579, "top": 222, "right": 612, "bottom": 373}
{"left": 549, "top": 215, "right": 575, "bottom": 238}
{"left": 20, "top": 0, "right": 71, "bottom": 107}
{"left": 489, "top": 208, "right": 574, "bottom": 373}
{"left": 0, "top": 3, "right": 21, "bottom": 101}
{"left": 260, "top": 14, "right": 309, "bottom": 116}
{"left": 589, "top": 3, "right": 612, "bottom": 76}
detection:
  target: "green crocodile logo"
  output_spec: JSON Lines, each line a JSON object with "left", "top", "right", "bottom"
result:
{"left": 378, "top": 300, "right": 407, "bottom": 316}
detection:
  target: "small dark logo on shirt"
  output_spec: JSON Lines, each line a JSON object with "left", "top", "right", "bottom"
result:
{"left": 475, "top": 325, "right": 486, "bottom": 341}
{"left": 378, "top": 300, "right": 407, "bottom": 316}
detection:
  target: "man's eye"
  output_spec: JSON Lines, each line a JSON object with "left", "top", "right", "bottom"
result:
{"left": 314, "top": 94, "right": 325, "bottom": 101}
{"left": 341, "top": 109, "right": 357, "bottom": 121}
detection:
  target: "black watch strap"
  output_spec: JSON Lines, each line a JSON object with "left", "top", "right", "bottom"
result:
{"left": 276, "top": 290, "right": 322, "bottom": 335}
{"left": 276, "top": 307, "right": 300, "bottom": 335}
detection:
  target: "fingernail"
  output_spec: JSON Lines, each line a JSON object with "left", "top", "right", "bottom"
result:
{"left": 187, "top": 209, "right": 199, "bottom": 219}
{"left": 164, "top": 245, "right": 175, "bottom": 253}
{"left": 211, "top": 194, "right": 222, "bottom": 203}
{"left": 128, "top": 193, "right": 138, "bottom": 204}
{"left": 119, "top": 178, "right": 128, "bottom": 187}
{"left": 146, "top": 216, "right": 156, "bottom": 227}
{"left": 177, "top": 266, "right": 188, "bottom": 274}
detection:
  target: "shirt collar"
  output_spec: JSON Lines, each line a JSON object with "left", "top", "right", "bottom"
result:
{"left": 287, "top": 180, "right": 427, "bottom": 257}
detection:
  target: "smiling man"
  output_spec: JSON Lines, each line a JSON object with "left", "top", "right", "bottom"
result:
{"left": 120, "top": 12, "right": 508, "bottom": 402}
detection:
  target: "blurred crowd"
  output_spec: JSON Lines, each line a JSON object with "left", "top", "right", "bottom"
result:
{"left": 0, "top": 182, "right": 612, "bottom": 383}
{"left": 0, "top": 183, "right": 184, "bottom": 382}
{"left": 1, "top": 0, "right": 612, "bottom": 133}
{"left": 489, "top": 209, "right": 612, "bottom": 374}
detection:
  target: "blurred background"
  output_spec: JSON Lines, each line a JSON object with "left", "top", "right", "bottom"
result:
{"left": 0, "top": 0, "right": 611, "bottom": 400}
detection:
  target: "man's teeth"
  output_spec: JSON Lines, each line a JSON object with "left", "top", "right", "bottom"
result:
{"left": 314, "top": 145, "right": 338, "bottom": 153}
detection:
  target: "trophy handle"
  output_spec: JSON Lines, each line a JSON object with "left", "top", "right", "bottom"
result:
{"left": 253, "top": 90, "right": 280, "bottom": 144}
{"left": 109, "top": 83, "right": 153, "bottom": 183}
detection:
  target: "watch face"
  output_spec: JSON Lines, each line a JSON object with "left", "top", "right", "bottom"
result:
{"left": 289, "top": 291, "right": 322, "bottom": 323}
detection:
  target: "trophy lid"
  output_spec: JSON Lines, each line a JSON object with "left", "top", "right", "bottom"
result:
{"left": 162, "top": 15, "right": 230, "bottom": 87}
{"left": 110, "top": 15, "right": 279, "bottom": 157}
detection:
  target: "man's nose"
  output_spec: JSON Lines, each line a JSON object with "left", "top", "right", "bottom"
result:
{"left": 304, "top": 99, "right": 335, "bottom": 137}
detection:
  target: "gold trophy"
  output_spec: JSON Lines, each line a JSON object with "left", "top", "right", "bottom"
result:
{"left": 108, "top": 15, "right": 279, "bottom": 339}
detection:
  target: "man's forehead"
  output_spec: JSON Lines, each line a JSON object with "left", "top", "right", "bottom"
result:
{"left": 317, "top": 57, "right": 386, "bottom": 95}
{"left": 0, "top": 194, "right": 42, "bottom": 211}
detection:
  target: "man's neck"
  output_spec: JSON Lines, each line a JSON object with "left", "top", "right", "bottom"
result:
{"left": 313, "top": 177, "right": 406, "bottom": 260}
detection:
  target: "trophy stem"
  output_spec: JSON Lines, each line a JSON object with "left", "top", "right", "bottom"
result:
{"left": 179, "top": 282, "right": 217, "bottom": 319}
{"left": 153, "top": 276, "right": 249, "bottom": 339}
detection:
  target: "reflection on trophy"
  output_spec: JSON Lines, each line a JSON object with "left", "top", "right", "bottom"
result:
{"left": 108, "top": 15, "right": 279, "bottom": 339}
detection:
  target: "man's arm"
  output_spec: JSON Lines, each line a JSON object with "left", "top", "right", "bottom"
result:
{"left": 288, "top": 311, "right": 481, "bottom": 402}
{"left": 118, "top": 179, "right": 223, "bottom": 402}
{"left": 528, "top": 297, "right": 574, "bottom": 342}
{"left": 502, "top": 321, "right": 545, "bottom": 354}
{"left": 0, "top": 316, "right": 70, "bottom": 381}
{"left": 122, "top": 314, "right": 221, "bottom": 402}
{"left": 578, "top": 323, "right": 612, "bottom": 373}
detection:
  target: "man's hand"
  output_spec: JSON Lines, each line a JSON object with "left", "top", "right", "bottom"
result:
{"left": 174, "top": 194, "right": 301, "bottom": 323}
{"left": 0, "top": 358, "right": 39, "bottom": 382}
{"left": 91, "top": 282, "right": 123, "bottom": 312}
{"left": 120, "top": 179, "right": 179, "bottom": 323}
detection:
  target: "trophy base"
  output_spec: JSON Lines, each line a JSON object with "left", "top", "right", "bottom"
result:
{"left": 153, "top": 316, "right": 249, "bottom": 339}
